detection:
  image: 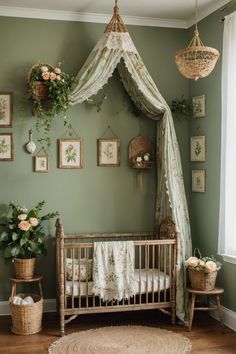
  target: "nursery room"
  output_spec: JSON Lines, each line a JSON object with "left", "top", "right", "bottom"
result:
{"left": 0, "top": 0, "right": 236, "bottom": 353}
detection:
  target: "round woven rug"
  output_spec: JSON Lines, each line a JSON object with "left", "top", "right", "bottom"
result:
{"left": 48, "top": 326, "right": 192, "bottom": 354}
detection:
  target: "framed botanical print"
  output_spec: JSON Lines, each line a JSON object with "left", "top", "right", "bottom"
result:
{"left": 192, "top": 170, "right": 206, "bottom": 193}
{"left": 0, "top": 92, "right": 13, "bottom": 127}
{"left": 58, "top": 138, "right": 83, "bottom": 169}
{"left": 34, "top": 156, "right": 49, "bottom": 173}
{"left": 97, "top": 139, "right": 120, "bottom": 166}
{"left": 190, "top": 135, "right": 206, "bottom": 162}
{"left": 192, "top": 95, "right": 206, "bottom": 118}
{"left": 0, "top": 133, "right": 13, "bottom": 160}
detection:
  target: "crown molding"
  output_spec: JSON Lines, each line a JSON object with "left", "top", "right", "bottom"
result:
{"left": 0, "top": 1, "right": 231, "bottom": 29}
{"left": 186, "top": 0, "right": 230, "bottom": 28}
{"left": 0, "top": 6, "right": 187, "bottom": 29}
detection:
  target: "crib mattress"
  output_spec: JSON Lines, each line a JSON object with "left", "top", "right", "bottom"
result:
{"left": 66, "top": 269, "right": 170, "bottom": 297}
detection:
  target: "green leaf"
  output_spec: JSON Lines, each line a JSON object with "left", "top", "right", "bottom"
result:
{"left": 12, "top": 232, "right": 18, "bottom": 241}
{"left": 0, "top": 231, "right": 8, "bottom": 242}
{"left": 3, "top": 246, "right": 13, "bottom": 258}
{"left": 11, "top": 245, "right": 21, "bottom": 257}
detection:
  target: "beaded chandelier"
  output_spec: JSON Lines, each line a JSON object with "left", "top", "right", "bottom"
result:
{"left": 175, "top": 0, "right": 220, "bottom": 80}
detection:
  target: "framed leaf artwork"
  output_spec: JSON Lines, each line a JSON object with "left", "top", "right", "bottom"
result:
{"left": 192, "top": 95, "right": 206, "bottom": 118}
{"left": 34, "top": 156, "right": 49, "bottom": 173}
{"left": 0, "top": 133, "right": 13, "bottom": 161}
{"left": 190, "top": 136, "right": 206, "bottom": 162}
{"left": 58, "top": 138, "right": 83, "bottom": 169}
{"left": 97, "top": 139, "right": 120, "bottom": 166}
{"left": 0, "top": 92, "right": 13, "bottom": 127}
{"left": 192, "top": 170, "right": 206, "bottom": 193}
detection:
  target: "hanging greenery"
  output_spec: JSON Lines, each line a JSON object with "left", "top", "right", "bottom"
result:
{"left": 171, "top": 95, "right": 193, "bottom": 119}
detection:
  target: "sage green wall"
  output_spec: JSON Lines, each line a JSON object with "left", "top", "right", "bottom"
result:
{"left": 189, "top": 5, "right": 236, "bottom": 312}
{"left": 0, "top": 17, "right": 189, "bottom": 301}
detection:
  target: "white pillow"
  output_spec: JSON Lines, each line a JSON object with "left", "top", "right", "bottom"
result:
{"left": 66, "top": 258, "right": 93, "bottom": 282}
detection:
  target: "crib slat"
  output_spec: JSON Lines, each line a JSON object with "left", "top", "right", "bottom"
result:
{"left": 86, "top": 248, "right": 89, "bottom": 308}
{"left": 72, "top": 248, "right": 75, "bottom": 309}
{"left": 164, "top": 244, "right": 167, "bottom": 302}
{"left": 145, "top": 244, "right": 149, "bottom": 304}
{"left": 139, "top": 245, "right": 141, "bottom": 304}
{"left": 158, "top": 244, "right": 161, "bottom": 303}
{"left": 169, "top": 244, "right": 172, "bottom": 306}
{"left": 64, "top": 249, "right": 67, "bottom": 309}
{"left": 152, "top": 244, "right": 155, "bottom": 303}
{"left": 78, "top": 248, "right": 81, "bottom": 309}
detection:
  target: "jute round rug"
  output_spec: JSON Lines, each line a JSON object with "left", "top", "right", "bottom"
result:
{"left": 48, "top": 326, "right": 192, "bottom": 354}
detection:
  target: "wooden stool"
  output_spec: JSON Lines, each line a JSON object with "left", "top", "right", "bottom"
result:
{"left": 186, "top": 287, "right": 224, "bottom": 331}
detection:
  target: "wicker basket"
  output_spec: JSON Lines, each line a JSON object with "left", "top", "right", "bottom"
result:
{"left": 34, "top": 81, "right": 49, "bottom": 99}
{"left": 188, "top": 267, "right": 217, "bottom": 291}
{"left": 10, "top": 293, "right": 43, "bottom": 335}
{"left": 13, "top": 258, "right": 36, "bottom": 280}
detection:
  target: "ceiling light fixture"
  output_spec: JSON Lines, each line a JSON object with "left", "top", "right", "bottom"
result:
{"left": 175, "top": 0, "right": 220, "bottom": 81}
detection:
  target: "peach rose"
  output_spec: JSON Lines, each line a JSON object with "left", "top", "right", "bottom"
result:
{"left": 18, "top": 221, "right": 31, "bottom": 231}
{"left": 29, "top": 217, "right": 39, "bottom": 227}
{"left": 54, "top": 67, "right": 61, "bottom": 74}
{"left": 42, "top": 71, "right": 50, "bottom": 80}
{"left": 186, "top": 256, "right": 198, "bottom": 268}
{"left": 18, "top": 214, "right": 27, "bottom": 221}
{"left": 49, "top": 72, "right": 57, "bottom": 80}
{"left": 205, "top": 261, "right": 217, "bottom": 273}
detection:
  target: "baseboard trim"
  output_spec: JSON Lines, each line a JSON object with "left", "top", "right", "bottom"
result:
{"left": 0, "top": 298, "right": 57, "bottom": 315}
{"left": 210, "top": 301, "right": 236, "bottom": 332}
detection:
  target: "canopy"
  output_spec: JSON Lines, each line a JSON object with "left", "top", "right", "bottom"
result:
{"left": 69, "top": 1, "right": 192, "bottom": 322}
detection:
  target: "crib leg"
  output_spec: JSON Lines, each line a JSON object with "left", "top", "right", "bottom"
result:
{"left": 171, "top": 302, "right": 176, "bottom": 324}
{"left": 60, "top": 311, "right": 65, "bottom": 336}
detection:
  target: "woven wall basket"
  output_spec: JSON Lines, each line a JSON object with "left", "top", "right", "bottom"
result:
{"left": 128, "top": 135, "right": 155, "bottom": 169}
{"left": 10, "top": 293, "right": 43, "bottom": 335}
{"left": 188, "top": 268, "right": 217, "bottom": 291}
{"left": 28, "top": 62, "right": 54, "bottom": 100}
{"left": 13, "top": 258, "right": 36, "bottom": 280}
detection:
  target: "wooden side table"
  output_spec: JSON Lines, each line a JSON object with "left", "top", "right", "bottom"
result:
{"left": 186, "top": 287, "right": 224, "bottom": 331}
{"left": 10, "top": 275, "right": 43, "bottom": 299}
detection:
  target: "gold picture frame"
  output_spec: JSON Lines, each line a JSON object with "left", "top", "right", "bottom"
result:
{"left": 192, "top": 170, "right": 206, "bottom": 193}
{"left": 97, "top": 138, "right": 120, "bottom": 167}
{"left": 58, "top": 138, "right": 83, "bottom": 169}
{"left": 0, "top": 133, "right": 13, "bottom": 161}
{"left": 192, "top": 95, "right": 206, "bottom": 118}
{"left": 34, "top": 156, "right": 49, "bottom": 173}
{"left": 0, "top": 92, "right": 13, "bottom": 127}
{"left": 190, "top": 135, "right": 206, "bottom": 162}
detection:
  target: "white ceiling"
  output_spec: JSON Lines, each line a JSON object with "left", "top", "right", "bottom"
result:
{"left": 0, "top": 0, "right": 230, "bottom": 28}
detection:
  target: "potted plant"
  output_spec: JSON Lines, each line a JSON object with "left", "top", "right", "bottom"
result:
{"left": 0, "top": 201, "right": 58, "bottom": 279}
{"left": 185, "top": 249, "right": 222, "bottom": 291}
{"left": 28, "top": 62, "right": 77, "bottom": 148}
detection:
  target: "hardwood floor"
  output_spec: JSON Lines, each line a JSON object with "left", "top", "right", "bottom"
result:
{"left": 0, "top": 310, "right": 235, "bottom": 353}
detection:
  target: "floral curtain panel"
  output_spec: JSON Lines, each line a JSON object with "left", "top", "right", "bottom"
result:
{"left": 69, "top": 9, "right": 192, "bottom": 323}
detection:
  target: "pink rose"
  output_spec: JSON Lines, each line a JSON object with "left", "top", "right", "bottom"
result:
{"left": 49, "top": 72, "right": 57, "bottom": 80}
{"left": 42, "top": 72, "right": 50, "bottom": 80}
{"left": 186, "top": 256, "right": 198, "bottom": 268}
{"left": 29, "top": 217, "right": 39, "bottom": 227}
{"left": 18, "top": 214, "right": 27, "bottom": 221}
{"left": 18, "top": 221, "right": 31, "bottom": 231}
{"left": 205, "top": 261, "right": 217, "bottom": 273}
{"left": 54, "top": 67, "right": 61, "bottom": 74}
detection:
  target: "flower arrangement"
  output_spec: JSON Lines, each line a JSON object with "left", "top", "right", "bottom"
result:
{"left": 185, "top": 255, "right": 221, "bottom": 273}
{"left": 0, "top": 201, "right": 58, "bottom": 261}
{"left": 29, "top": 63, "right": 76, "bottom": 118}
{"left": 28, "top": 62, "right": 77, "bottom": 149}
{"left": 186, "top": 249, "right": 222, "bottom": 291}
{"left": 171, "top": 95, "right": 193, "bottom": 119}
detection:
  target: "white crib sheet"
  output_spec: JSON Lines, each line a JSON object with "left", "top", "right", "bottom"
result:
{"left": 66, "top": 269, "right": 170, "bottom": 297}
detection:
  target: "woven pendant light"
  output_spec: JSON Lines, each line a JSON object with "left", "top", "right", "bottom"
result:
{"left": 175, "top": 0, "right": 219, "bottom": 81}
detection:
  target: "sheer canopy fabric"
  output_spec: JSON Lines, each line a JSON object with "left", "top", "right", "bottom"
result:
{"left": 69, "top": 25, "right": 191, "bottom": 322}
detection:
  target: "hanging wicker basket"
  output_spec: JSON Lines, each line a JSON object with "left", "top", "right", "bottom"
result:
{"left": 128, "top": 135, "right": 155, "bottom": 169}
{"left": 188, "top": 268, "right": 217, "bottom": 291}
{"left": 13, "top": 258, "right": 36, "bottom": 280}
{"left": 10, "top": 293, "right": 43, "bottom": 335}
{"left": 28, "top": 62, "right": 54, "bottom": 100}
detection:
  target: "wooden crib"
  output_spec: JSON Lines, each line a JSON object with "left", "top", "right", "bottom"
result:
{"left": 56, "top": 218, "right": 179, "bottom": 335}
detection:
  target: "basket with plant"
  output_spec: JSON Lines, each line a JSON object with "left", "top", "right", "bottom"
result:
{"left": 0, "top": 201, "right": 58, "bottom": 279}
{"left": 185, "top": 249, "right": 222, "bottom": 291}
